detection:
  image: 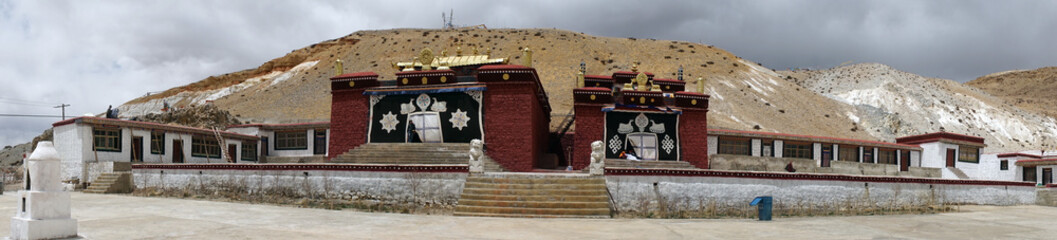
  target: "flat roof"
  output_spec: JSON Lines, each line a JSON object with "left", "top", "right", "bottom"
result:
{"left": 709, "top": 128, "right": 923, "bottom": 151}
{"left": 54, "top": 117, "right": 258, "bottom": 141}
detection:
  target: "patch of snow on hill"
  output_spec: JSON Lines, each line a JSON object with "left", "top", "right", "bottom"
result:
{"left": 118, "top": 61, "right": 318, "bottom": 117}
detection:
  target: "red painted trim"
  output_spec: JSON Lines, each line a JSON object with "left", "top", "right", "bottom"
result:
{"left": 995, "top": 153, "right": 1043, "bottom": 159}
{"left": 1014, "top": 158, "right": 1057, "bottom": 163}
{"left": 708, "top": 128, "right": 920, "bottom": 150}
{"left": 227, "top": 122, "right": 330, "bottom": 129}
{"left": 132, "top": 163, "right": 468, "bottom": 173}
{"left": 584, "top": 75, "right": 612, "bottom": 79}
{"left": 330, "top": 72, "right": 378, "bottom": 80}
{"left": 477, "top": 64, "right": 531, "bottom": 70}
{"left": 605, "top": 168, "right": 1036, "bottom": 187}
{"left": 53, "top": 117, "right": 259, "bottom": 140}
{"left": 896, "top": 132, "right": 985, "bottom": 145}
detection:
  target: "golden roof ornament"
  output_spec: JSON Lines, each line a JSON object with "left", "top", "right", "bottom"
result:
{"left": 635, "top": 72, "right": 648, "bottom": 91}
{"left": 522, "top": 47, "right": 533, "bottom": 67}
{"left": 697, "top": 77, "right": 705, "bottom": 93}
{"left": 418, "top": 48, "right": 435, "bottom": 70}
{"left": 631, "top": 63, "right": 639, "bottom": 73}
{"left": 473, "top": 47, "right": 479, "bottom": 55}
{"left": 334, "top": 59, "right": 343, "bottom": 76}
{"left": 576, "top": 71, "right": 585, "bottom": 88}
{"left": 440, "top": 49, "right": 448, "bottom": 57}
{"left": 456, "top": 46, "right": 463, "bottom": 56}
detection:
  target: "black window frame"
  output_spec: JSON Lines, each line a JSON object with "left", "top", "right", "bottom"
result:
{"left": 837, "top": 146, "right": 859, "bottom": 162}
{"left": 150, "top": 131, "right": 165, "bottom": 155}
{"left": 783, "top": 141, "right": 813, "bottom": 159}
{"left": 1000, "top": 160, "right": 1009, "bottom": 171}
{"left": 274, "top": 131, "right": 308, "bottom": 150}
{"left": 191, "top": 136, "right": 221, "bottom": 158}
{"left": 241, "top": 142, "right": 257, "bottom": 161}
{"left": 717, "top": 137, "right": 752, "bottom": 156}
{"left": 958, "top": 146, "right": 980, "bottom": 163}
{"left": 877, "top": 149, "right": 897, "bottom": 165}
{"left": 92, "top": 127, "right": 122, "bottom": 152}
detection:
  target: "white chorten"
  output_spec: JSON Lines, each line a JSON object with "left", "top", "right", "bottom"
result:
{"left": 11, "top": 141, "right": 78, "bottom": 240}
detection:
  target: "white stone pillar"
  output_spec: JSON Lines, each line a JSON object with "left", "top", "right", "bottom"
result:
{"left": 896, "top": 150, "right": 903, "bottom": 170}
{"left": 707, "top": 136, "right": 718, "bottom": 156}
{"left": 833, "top": 144, "right": 840, "bottom": 162}
{"left": 858, "top": 146, "right": 865, "bottom": 163}
{"left": 750, "top": 139, "right": 761, "bottom": 157}
{"left": 812, "top": 143, "right": 822, "bottom": 166}
{"left": 872, "top": 148, "right": 879, "bottom": 164}
{"left": 11, "top": 141, "right": 78, "bottom": 240}
{"left": 774, "top": 140, "right": 784, "bottom": 158}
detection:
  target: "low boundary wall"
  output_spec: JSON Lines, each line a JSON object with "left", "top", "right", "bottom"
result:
{"left": 132, "top": 164, "right": 468, "bottom": 205}
{"left": 606, "top": 168, "right": 1037, "bottom": 216}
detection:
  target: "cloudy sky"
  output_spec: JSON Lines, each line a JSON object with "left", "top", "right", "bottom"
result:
{"left": 1, "top": 0, "right": 1055, "bottom": 148}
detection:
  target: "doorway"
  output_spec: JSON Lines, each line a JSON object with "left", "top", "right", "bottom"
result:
{"left": 1044, "top": 168, "right": 1053, "bottom": 185}
{"left": 945, "top": 149, "right": 956, "bottom": 167}
{"left": 227, "top": 144, "right": 237, "bottom": 163}
{"left": 131, "top": 136, "right": 143, "bottom": 162}
{"left": 313, "top": 129, "right": 327, "bottom": 155}
{"left": 172, "top": 140, "right": 184, "bottom": 163}
{"left": 901, "top": 151, "right": 910, "bottom": 171}
{"left": 261, "top": 137, "right": 269, "bottom": 157}
{"left": 408, "top": 112, "right": 443, "bottom": 143}
{"left": 821, "top": 144, "right": 832, "bottom": 167}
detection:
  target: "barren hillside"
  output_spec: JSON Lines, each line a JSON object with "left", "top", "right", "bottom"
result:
{"left": 119, "top": 28, "right": 888, "bottom": 142}
{"left": 790, "top": 63, "right": 1057, "bottom": 152}
{"left": 966, "top": 67, "right": 1057, "bottom": 120}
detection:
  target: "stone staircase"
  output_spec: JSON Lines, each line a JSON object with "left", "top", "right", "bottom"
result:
{"left": 455, "top": 173, "right": 612, "bottom": 218}
{"left": 332, "top": 143, "right": 505, "bottom": 172}
{"left": 605, "top": 159, "right": 698, "bottom": 169}
{"left": 84, "top": 172, "right": 132, "bottom": 194}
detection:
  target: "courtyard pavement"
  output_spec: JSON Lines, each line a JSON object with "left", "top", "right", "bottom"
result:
{"left": 0, "top": 192, "right": 1053, "bottom": 239}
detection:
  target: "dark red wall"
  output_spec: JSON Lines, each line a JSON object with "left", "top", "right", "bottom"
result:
{"left": 328, "top": 89, "right": 369, "bottom": 159}
{"left": 482, "top": 82, "right": 549, "bottom": 172}
{"left": 679, "top": 109, "right": 709, "bottom": 168}
{"left": 571, "top": 104, "right": 604, "bottom": 170}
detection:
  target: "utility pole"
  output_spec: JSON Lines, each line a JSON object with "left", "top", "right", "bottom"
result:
{"left": 54, "top": 104, "right": 70, "bottom": 120}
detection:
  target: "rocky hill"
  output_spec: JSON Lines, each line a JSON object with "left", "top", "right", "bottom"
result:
{"left": 789, "top": 63, "right": 1057, "bottom": 152}
{"left": 117, "top": 28, "right": 876, "bottom": 141}
{"left": 966, "top": 67, "right": 1057, "bottom": 120}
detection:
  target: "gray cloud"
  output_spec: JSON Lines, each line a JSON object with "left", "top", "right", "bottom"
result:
{"left": 1, "top": 0, "right": 1054, "bottom": 147}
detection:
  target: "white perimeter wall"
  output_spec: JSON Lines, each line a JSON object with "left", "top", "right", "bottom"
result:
{"left": 606, "top": 175, "right": 1035, "bottom": 214}
{"left": 133, "top": 168, "right": 466, "bottom": 204}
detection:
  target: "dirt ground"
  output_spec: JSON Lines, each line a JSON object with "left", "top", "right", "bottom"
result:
{"left": 0, "top": 192, "right": 1054, "bottom": 239}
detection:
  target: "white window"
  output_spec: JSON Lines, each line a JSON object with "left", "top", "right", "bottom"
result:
{"left": 625, "top": 133, "right": 658, "bottom": 160}
{"left": 408, "top": 112, "right": 443, "bottom": 143}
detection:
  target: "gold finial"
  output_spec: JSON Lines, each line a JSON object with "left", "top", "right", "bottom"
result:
{"left": 473, "top": 47, "right": 479, "bottom": 55}
{"left": 334, "top": 59, "right": 344, "bottom": 76}
{"left": 697, "top": 77, "right": 705, "bottom": 93}
{"left": 441, "top": 49, "right": 448, "bottom": 57}
{"left": 456, "top": 46, "right": 463, "bottom": 56}
{"left": 486, "top": 49, "right": 492, "bottom": 56}
{"left": 631, "top": 63, "right": 638, "bottom": 73}
{"left": 635, "top": 72, "right": 648, "bottom": 91}
{"left": 576, "top": 71, "right": 585, "bottom": 88}
{"left": 522, "top": 47, "right": 533, "bottom": 67}
{"left": 419, "top": 48, "right": 434, "bottom": 70}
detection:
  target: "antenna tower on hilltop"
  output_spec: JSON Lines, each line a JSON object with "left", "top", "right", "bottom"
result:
{"left": 442, "top": 9, "right": 455, "bottom": 29}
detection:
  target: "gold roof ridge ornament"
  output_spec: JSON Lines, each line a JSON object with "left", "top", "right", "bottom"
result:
{"left": 635, "top": 72, "right": 648, "bottom": 91}
{"left": 576, "top": 70, "right": 585, "bottom": 88}
{"left": 334, "top": 59, "right": 343, "bottom": 76}
{"left": 522, "top": 47, "right": 533, "bottom": 67}
{"left": 631, "top": 63, "right": 639, "bottom": 73}
{"left": 697, "top": 77, "right": 705, "bottom": 93}
{"left": 418, "top": 48, "right": 435, "bottom": 71}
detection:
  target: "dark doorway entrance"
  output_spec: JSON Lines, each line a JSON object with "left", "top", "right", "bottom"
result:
{"left": 901, "top": 151, "right": 910, "bottom": 171}
{"left": 1044, "top": 168, "right": 1053, "bottom": 185}
{"left": 1024, "top": 166, "right": 1037, "bottom": 182}
{"left": 945, "top": 149, "right": 956, "bottom": 167}
{"left": 131, "top": 136, "right": 143, "bottom": 162}
{"left": 313, "top": 130, "right": 327, "bottom": 155}
{"left": 227, "top": 144, "right": 237, "bottom": 163}
{"left": 821, "top": 144, "right": 832, "bottom": 167}
{"left": 172, "top": 140, "right": 184, "bottom": 163}
{"left": 261, "top": 137, "right": 269, "bottom": 157}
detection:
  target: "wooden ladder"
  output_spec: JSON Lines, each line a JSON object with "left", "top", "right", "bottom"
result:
{"left": 212, "top": 127, "right": 231, "bottom": 163}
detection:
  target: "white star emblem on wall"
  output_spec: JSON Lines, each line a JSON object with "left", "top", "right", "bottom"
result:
{"left": 449, "top": 109, "right": 470, "bottom": 131}
{"left": 380, "top": 111, "right": 399, "bottom": 133}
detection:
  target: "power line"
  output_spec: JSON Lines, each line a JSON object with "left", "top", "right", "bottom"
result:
{"left": 54, "top": 104, "right": 70, "bottom": 120}
{"left": 0, "top": 114, "right": 64, "bottom": 118}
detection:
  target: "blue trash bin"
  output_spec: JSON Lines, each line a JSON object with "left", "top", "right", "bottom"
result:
{"left": 750, "top": 196, "right": 772, "bottom": 221}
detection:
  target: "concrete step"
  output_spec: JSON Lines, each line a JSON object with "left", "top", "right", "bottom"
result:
{"left": 466, "top": 176, "right": 605, "bottom": 185}
{"left": 454, "top": 205, "right": 611, "bottom": 216}
{"left": 457, "top": 193, "right": 610, "bottom": 202}
{"left": 604, "top": 159, "right": 698, "bottom": 169}
{"left": 458, "top": 199, "right": 610, "bottom": 209}
{"left": 462, "top": 188, "right": 608, "bottom": 196}
{"left": 463, "top": 182, "right": 608, "bottom": 191}
{"left": 453, "top": 212, "right": 610, "bottom": 218}
{"left": 84, "top": 172, "right": 132, "bottom": 194}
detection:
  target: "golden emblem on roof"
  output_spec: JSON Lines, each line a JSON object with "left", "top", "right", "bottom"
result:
{"left": 418, "top": 48, "right": 435, "bottom": 70}
{"left": 635, "top": 72, "right": 648, "bottom": 91}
